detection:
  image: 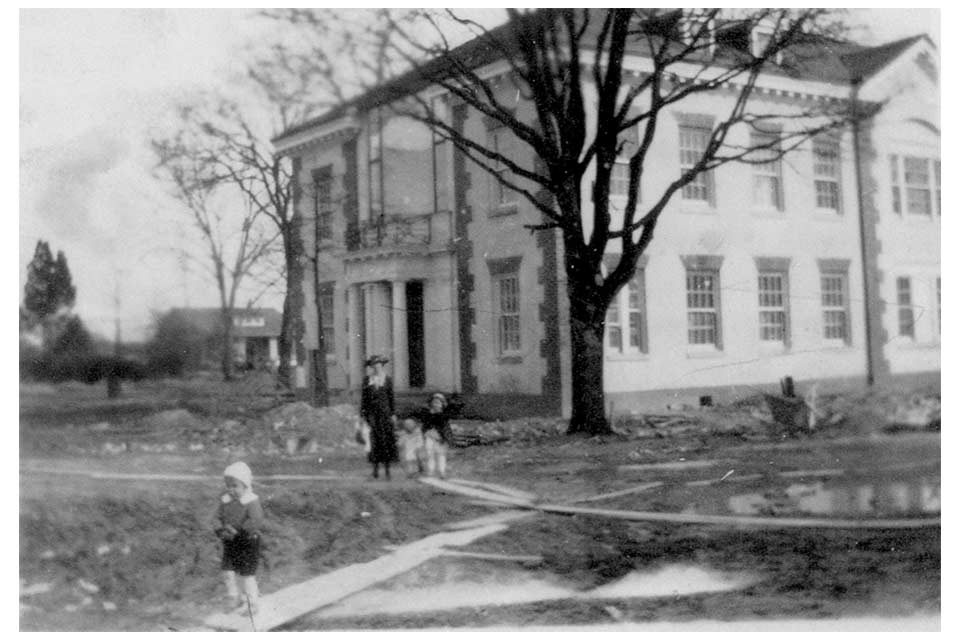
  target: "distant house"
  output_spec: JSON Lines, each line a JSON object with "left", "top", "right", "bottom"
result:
{"left": 172, "top": 307, "right": 285, "bottom": 370}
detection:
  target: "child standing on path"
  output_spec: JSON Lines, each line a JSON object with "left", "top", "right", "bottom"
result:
{"left": 420, "top": 393, "right": 454, "bottom": 479}
{"left": 215, "top": 461, "right": 264, "bottom": 615}
{"left": 397, "top": 415, "right": 426, "bottom": 478}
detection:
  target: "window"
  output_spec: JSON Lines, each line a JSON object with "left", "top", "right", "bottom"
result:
{"left": 904, "top": 156, "right": 932, "bottom": 215}
{"left": 488, "top": 123, "right": 519, "bottom": 209}
{"left": 312, "top": 166, "right": 333, "bottom": 242}
{"left": 813, "top": 138, "right": 841, "bottom": 212}
{"left": 610, "top": 162, "right": 631, "bottom": 198}
{"left": 606, "top": 292, "right": 622, "bottom": 350}
{"left": 752, "top": 132, "right": 783, "bottom": 210}
{"left": 819, "top": 262, "right": 850, "bottom": 343}
{"left": 758, "top": 272, "right": 789, "bottom": 343}
{"left": 627, "top": 275, "right": 647, "bottom": 352}
{"left": 934, "top": 160, "right": 941, "bottom": 216}
{"left": 897, "top": 277, "right": 915, "bottom": 338}
{"left": 891, "top": 155, "right": 939, "bottom": 216}
{"left": 368, "top": 108, "right": 382, "bottom": 218}
{"left": 679, "top": 125, "right": 714, "bottom": 203}
{"left": 604, "top": 266, "right": 648, "bottom": 354}
{"left": 686, "top": 269, "right": 720, "bottom": 346}
{"left": 431, "top": 97, "right": 451, "bottom": 214}
{"left": 319, "top": 283, "right": 335, "bottom": 354}
{"left": 495, "top": 274, "right": 521, "bottom": 354}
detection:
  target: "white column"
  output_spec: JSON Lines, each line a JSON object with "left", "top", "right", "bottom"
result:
{"left": 391, "top": 280, "right": 408, "bottom": 391}
{"left": 348, "top": 284, "right": 362, "bottom": 389}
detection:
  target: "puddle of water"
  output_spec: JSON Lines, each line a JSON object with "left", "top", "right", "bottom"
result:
{"left": 313, "top": 560, "right": 754, "bottom": 619}
{"left": 585, "top": 565, "right": 754, "bottom": 599}
{"left": 729, "top": 478, "right": 939, "bottom": 518}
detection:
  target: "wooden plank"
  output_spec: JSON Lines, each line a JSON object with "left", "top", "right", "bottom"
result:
{"left": 203, "top": 523, "right": 508, "bottom": 631}
{"left": 439, "top": 550, "right": 543, "bottom": 563}
{"left": 444, "top": 478, "right": 538, "bottom": 501}
{"left": 424, "top": 475, "right": 940, "bottom": 530}
{"left": 618, "top": 460, "right": 719, "bottom": 472}
{"left": 535, "top": 503, "right": 941, "bottom": 530}
{"left": 419, "top": 477, "right": 534, "bottom": 506}
{"left": 569, "top": 482, "right": 663, "bottom": 504}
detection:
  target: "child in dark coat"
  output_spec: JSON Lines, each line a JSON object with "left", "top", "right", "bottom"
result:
{"left": 215, "top": 461, "right": 264, "bottom": 614}
{"left": 420, "top": 393, "right": 454, "bottom": 478}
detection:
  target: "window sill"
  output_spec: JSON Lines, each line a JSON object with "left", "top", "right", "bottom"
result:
{"left": 758, "top": 342, "right": 790, "bottom": 356}
{"left": 819, "top": 340, "right": 854, "bottom": 351}
{"left": 750, "top": 208, "right": 786, "bottom": 219}
{"left": 605, "top": 352, "right": 650, "bottom": 362}
{"left": 893, "top": 340, "right": 940, "bottom": 351}
{"left": 679, "top": 202, "right": 716, "bottom": 215}
{"left": 813, "top": 210, "right": 843, "bottom": 221}
{"left": 489, "top": 203, "right": 519, "bottom": 218}
{"left": 686, "top": 347, "right": 723, "bottom": 359}
{"left": 497, "top": 355, "right": 524, "bottom": 365}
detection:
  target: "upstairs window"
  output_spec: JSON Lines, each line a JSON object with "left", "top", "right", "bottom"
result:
{"left": 813, "top": 138, "right": 841, "bottom": 212}
{"left": 891, "top": 155, "right": 939, "bottom": 216}
{"left": 679, "top": 125, "right": 714, "bottom": 203}
{"left": 488, "top": 122, "right": 520, "bottom": 210}
{"left": 751, "top": 132, "right": 783, "bottom": 210}
{"left": 312, "top": 166, "right": 334, "bottom": 242}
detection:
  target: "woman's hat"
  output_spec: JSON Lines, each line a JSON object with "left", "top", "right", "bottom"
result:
{"left": 430, "top": 392, "right": 447, "bottom": 407}
{"left": 365, "top": 354, "right": 389, "bottom": 367}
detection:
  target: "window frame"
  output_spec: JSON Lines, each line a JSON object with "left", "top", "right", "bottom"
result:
{"left": 488, "top": 257, "right": 523, "bottom": 358}
{"left": 751, "top": 132, "right": 784, "bottom": 211}
{"left": 890, "top": 154, "right": 940, "bottom": 216}
{"left": 818, "top": 260, "right": 851, "bottom": 345}
{"left": 678, "top": 124, "right": 715, "bottom": 205}
{"left": 896, "top": 276, "right": 915, "bottom": 339}
{"left": 813, "top": 137, "right": 842, "bottom": 213}
{"left": 756, "top": 259, "right": 791, "bottom": 347}
{"left": 318, "top": 282, "right": 336, "bottom": 355}
{"left": 603, "top": 258, "right": 649, "bottom": 356}
{"left": 682, "top": 255, "right": 724, "bottom": 350}
{"left": 487, "top": 121, "right": 520, "bottom": 213}
{"left": 311, "top": 166, "right": 334, "bottom": 244}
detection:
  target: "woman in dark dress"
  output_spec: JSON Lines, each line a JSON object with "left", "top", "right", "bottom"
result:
{"left": 360, "top": 355, "right": 398, "bottom": 479}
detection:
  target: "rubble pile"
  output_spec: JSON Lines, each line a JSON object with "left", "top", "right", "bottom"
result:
{"left": 450, "top": 417, "right": 567, "bottom": 446}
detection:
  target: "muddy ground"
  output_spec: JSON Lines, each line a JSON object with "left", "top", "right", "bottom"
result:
{"left": 19, "top": 375, "right": 940, "bottom": 631}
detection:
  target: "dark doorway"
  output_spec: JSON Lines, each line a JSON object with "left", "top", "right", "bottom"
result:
{"left": 406, "top": 281, "right": 426, "bottom": 388}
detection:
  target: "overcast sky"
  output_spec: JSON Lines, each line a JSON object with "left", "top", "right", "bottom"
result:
{"left": 16, "top": 7, "right": 942, "bottom": 342}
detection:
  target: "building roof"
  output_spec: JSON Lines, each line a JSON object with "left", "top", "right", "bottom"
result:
{"left": 275, "top": 11, "right": 933, "bottom": 145}
{"left": 840, "top": 34, "right": 930, "bottom": 84}
{"left": 170, "top": 307, "right": 283, "bottom": 339}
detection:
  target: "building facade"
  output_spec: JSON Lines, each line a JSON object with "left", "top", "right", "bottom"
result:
{"left": 275, "top": 17, "right": 939, "bottom": 417}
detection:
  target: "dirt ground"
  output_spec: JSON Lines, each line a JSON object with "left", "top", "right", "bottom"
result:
{"left": 19, "top": 375, "right": 940, "bottom": 631}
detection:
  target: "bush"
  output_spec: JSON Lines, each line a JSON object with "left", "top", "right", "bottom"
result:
{"left": 19, "top": 352, "right": 147, "bottom": 384}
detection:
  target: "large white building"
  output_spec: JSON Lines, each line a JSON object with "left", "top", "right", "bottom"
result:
{"left": 274, "top": 12, "right": 939, "bottom": 417}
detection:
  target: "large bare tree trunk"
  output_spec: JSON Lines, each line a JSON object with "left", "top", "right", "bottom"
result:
{"left": 566, "top": 288, "right": 611, "bottom": 435}
{"left": 277, "top": 220, "right": 305, "bottom": 390}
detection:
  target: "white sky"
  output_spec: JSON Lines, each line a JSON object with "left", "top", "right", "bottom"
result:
{"left": 14, "top": 6, "right": 944, "bottom": 342}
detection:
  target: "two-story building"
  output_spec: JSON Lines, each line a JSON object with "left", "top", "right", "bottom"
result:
{"left": 274, "top": 13, "right": 939, "bottom": 417}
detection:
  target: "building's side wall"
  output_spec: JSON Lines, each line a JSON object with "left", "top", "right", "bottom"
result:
{"left": 861, "top": 52, "right": 941, "bottom": 377}
{"left": 581, "top": 88, "right": 869, "bottom": 400}
{"left": 294, "top": 139, "right": 353, "bottom": 393}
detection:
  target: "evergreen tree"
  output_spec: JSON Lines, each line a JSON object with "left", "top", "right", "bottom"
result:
{"left": 24, "top": 240, "right": 76, "bottom": 321}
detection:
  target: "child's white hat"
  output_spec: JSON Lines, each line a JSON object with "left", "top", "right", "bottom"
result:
{"left": 224, "top": 461, "right": 253, "bottom": 489}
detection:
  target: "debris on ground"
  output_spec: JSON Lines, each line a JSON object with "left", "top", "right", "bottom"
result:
{"left": 885, "top": 394, "right": 941, "bottom": 432}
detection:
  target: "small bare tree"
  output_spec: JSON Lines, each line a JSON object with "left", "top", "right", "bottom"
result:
{"left": 269, "top": 8, "right": 866, "bottom": 434}
{"left": 152, "top": 124, "right": 277, "bottom": 381}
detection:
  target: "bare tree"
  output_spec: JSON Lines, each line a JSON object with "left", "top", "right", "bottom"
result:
{"left": 152, "top": 124, "right": 277, "bottom": 381}
{"left": 269, "top": 8, "right": 866, "bottom": 434}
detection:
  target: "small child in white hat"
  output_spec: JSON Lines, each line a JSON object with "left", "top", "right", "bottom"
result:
{"left": 215, "top": 461, "right": 264, "bottom": 614}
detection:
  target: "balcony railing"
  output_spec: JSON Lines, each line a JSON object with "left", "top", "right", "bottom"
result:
{"left": 346, "top": 212, "right": 446, "bottom": 252}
